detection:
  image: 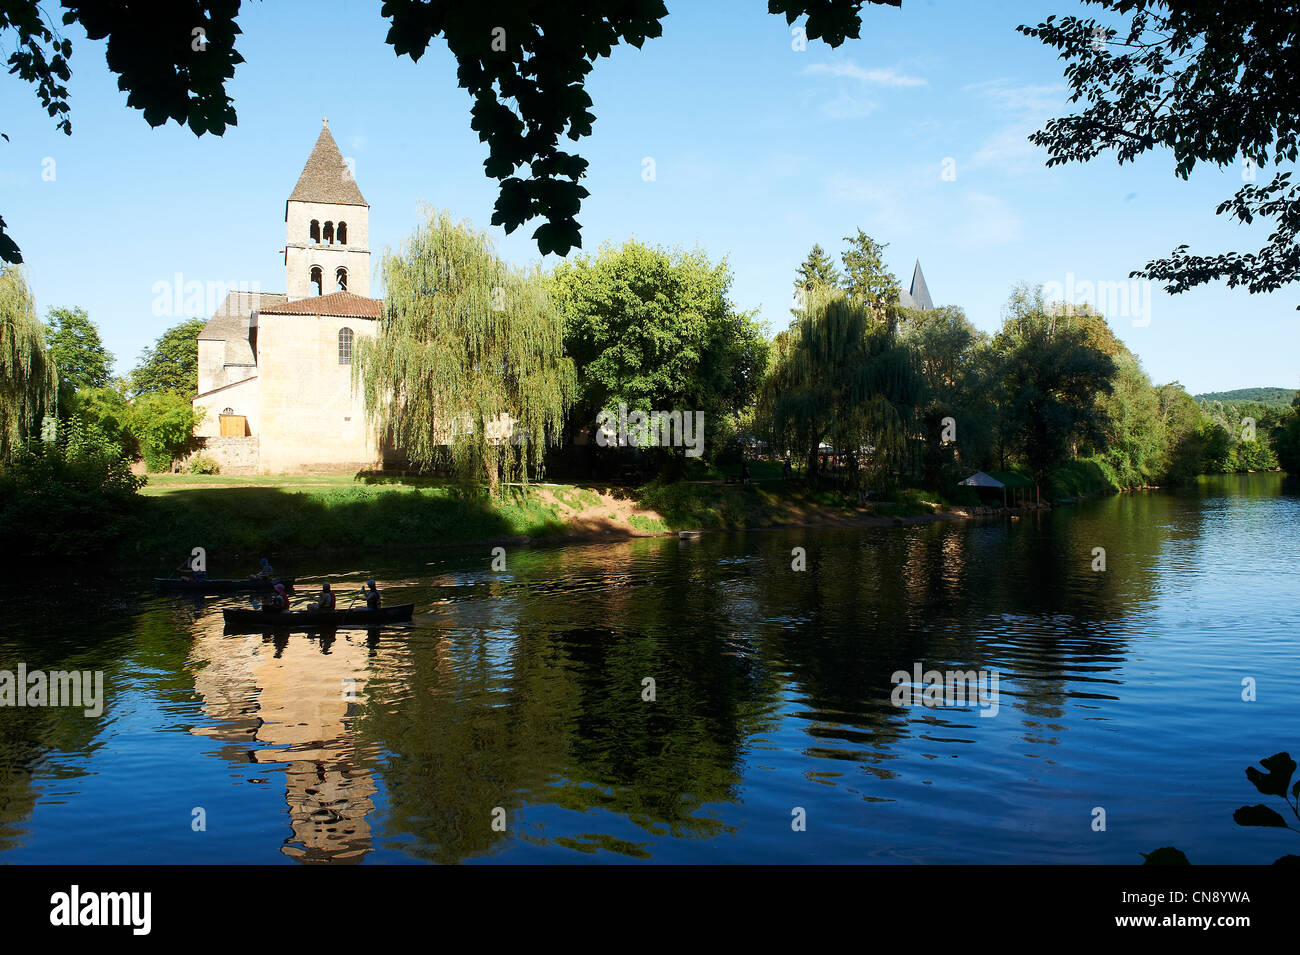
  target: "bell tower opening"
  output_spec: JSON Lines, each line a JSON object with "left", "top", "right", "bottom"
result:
{"left": 283, "top": 118, "right": 371, "bottom": 300}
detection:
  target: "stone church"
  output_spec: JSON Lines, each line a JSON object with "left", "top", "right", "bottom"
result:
{"left": 192, "top": 120, "right": 383, "bottom": 474}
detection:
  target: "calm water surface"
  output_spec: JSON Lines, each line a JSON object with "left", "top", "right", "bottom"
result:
{"left": 1, "top": 473, "right": 1296, "bottom": 863}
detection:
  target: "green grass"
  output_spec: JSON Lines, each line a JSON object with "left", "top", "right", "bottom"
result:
{"left": 122, "top": 480, "right": 571, "bottom": 566}
{"left": 141, "top": 472, "right": 360, "bottom": 495}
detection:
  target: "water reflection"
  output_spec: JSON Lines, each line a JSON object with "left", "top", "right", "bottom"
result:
{"left": 0, "top": 474, "right": 1295, "bottom": 863}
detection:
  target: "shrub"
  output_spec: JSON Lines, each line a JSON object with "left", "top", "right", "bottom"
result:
{"left": 128, "top": 392, "right": 200, "bottom": 472}
{"left": 0, "top": 417, "right": 145, "bottom": 559}
{"left": 187, "top": 453, "right": 221, "bottom": 475}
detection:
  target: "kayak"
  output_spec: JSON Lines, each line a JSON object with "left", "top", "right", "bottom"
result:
{"left": 222, "top": 603, "right": 414, "bottom": 630}
{"left": 156, "top": 577, "right": 295, "bottom": 593}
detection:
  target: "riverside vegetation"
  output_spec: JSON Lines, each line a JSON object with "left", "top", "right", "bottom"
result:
{"left": 2, "top": 217, "right": 1298, "bottom": 566}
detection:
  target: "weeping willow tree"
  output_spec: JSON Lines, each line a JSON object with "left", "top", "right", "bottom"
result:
{"left": 757, "top": 288, "right": 920, "bottom": 488}
{"left": 0, "top": 267, "right": 56, "bottom": 462}
{"left": 354, "top": 208, "right": 574, "bottom": 493}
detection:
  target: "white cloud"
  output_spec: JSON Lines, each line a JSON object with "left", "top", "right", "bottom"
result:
{"left": 968, "top": 125, "right": 1047, "bottom": 171}
{"left": 819, "top": 91, "right": 880, "bottom": 119}
{"left": 805, "top": 61, "right": 927, "bottom": 88}
{"left": 962, "top": 79, "right": 1066, "bottom": 174}
{"left": 963, "top": 79, "right": 1067, "bottom": 114}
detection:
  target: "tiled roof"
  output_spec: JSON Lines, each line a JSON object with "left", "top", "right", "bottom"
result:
{"left": 288, "top": 121, "right": 367, "bottom": 207}
{"left": 199, "top": 290, "right": 287, "bottom": 365}
{"left": 259, "top": 290, "right": 382, "bottom": 319}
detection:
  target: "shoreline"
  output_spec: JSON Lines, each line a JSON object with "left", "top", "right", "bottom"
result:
{"left": 124, "top": 478, "right": 1062, "bottom": 569}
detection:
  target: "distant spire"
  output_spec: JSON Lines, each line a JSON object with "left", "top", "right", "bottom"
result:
{"left": 903, "top": 260, "right": 933, "bottom": 311}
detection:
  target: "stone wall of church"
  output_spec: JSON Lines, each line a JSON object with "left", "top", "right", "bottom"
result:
{"left": 191, "top": 436, "right": 260, "bottom": 475}
{"left": 255, "top": 312, "right": 379, "bottom": 474}
{"left": 285, "top": 199, "right": 370, "bottom": 299}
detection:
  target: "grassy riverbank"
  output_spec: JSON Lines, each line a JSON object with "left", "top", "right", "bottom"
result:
{"left": 118, "top": 473, "right": 992, "bottom": 569}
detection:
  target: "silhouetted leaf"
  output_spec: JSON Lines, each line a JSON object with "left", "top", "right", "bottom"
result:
{"left": 1140, "top": 846, "right": 1190, "bottom": 865}
{"left": 1245, "top": 752, "right": 1295, "bottom": 798}
{"left": 1233, "top": 804, "right": 1289, "bottom": 827}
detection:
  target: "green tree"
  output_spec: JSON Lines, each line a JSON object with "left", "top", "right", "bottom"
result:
{"left": 45, "top": 306, "right": 111, "bottom": 413}
{"left": 839, "top": 229, "right": 901, "bottom": 322}
{"left": 1158, "top": 382, "right": 1218, "bottom": 483}
{"left": 758, "top": 287, "right": 920, "bottom": 488}
{"left": 1093, "top": 349, "right": 1162, "bottom": 487}
{"left": 1020, "top": 2, "right": 1300, "bottom": 303}
{"left": 355, "top": 208, "right": 574, "bottom": 493}
{"left": 70, "top": 380, "right": 137, "bottom": 459}
{"left": 987, "top": 286, "right": 1116, "bottom": 486}
{"left": 128, "top": 392, "right": 200, "bottom": 472}
{"left": 0, "top": 266, "right": 56, "bottom": 461}
{"left": 1273, "top": 394, "right": 1300, "bottom": 475}
{"left": 793, "top": 244, "right": 842, "bottom": 315}
{"left": 2, "top": 1, "right": 895, "bottom": 263}
{"left": 898, "top": 305, "right": 992, "bottom": 486}
{"left": 128, "top": 318, "right": 206, "bottom": 398}
{"left": 549, "top": 239, "right": 768, "bottom": 468}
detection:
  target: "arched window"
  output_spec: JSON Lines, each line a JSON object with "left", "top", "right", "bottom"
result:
{"left": 337, "top": 221, "right": 347, "bottom": 244}
{"left": 338, "top": 327, "right": 354, "bottom": 365}
{"left": 335, "top": 267, "right": 348, "bottom": 292}
{"left": 323, "top": 221, "right": 334, "bottom": 245}
{"left": 309, "top": 220, "right": 320, "bottom": 244}
{"left": 310, "top": 266, "right": 323, "bottom": 296}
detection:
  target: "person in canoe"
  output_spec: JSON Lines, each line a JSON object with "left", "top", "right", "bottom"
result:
{"left": 252, "top": 557, "right": 275, "bottom": 579}
{"left": 362, "top": 579, "right": 381, "bottom": 610}
{"left": 262, "top": 583, "right": 290, "bottom": 612}
{"left": 307, "top": 582, "right": 336, "bottom": 613}
{"left": 175, "top": 557, "right": 206, "bottom": 582}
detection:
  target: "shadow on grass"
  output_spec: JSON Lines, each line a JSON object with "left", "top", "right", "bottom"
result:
{"left": 119, "top": 483, "right": 569, "bottom": 567}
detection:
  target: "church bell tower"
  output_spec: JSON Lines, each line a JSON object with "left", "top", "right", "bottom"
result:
{"left": 284, "top": 118, "right": 370, "bottom": 300}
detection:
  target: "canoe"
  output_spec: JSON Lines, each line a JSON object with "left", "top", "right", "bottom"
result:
{"left": 222, "top": 603, "right": 414, "bottom": 630}
{"left": 156, "top": 577, "right": 295, "bottom": 593}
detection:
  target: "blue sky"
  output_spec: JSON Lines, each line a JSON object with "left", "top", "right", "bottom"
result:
{"left": 3, "top": 0, "right": 1296, "bottom": 395}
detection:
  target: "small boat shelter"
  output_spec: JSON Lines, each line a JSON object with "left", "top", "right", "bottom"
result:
{"left": 958, "top": 470, "right": 1007, "bottom": 507}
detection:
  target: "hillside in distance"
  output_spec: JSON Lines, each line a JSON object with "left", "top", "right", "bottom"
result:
{"left": 1194, "top": 387, "right": 1298, "bottom": 408}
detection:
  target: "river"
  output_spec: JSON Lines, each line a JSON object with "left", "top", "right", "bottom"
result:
{"left": 0, "top": 473, "right": 1296, "bottom": 863}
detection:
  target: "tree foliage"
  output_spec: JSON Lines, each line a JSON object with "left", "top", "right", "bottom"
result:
{"left": 839, "top": 229, "right": 901, "bottom": 321}
{"left": 793, "top": 244, "right": 842, "bottom": 315}
{"left": 128, "top": 318, "right": 206, "bottom": 398}
{"left": 0, "top": 0, "right": 243, "bottom": 262}
{"left": 758, "top": 287, "right": 920, "bottom": 486}
{"left": 0, "top": 265, "right": 56, "bottom": 461}
{"left": 355, "top": 208, "right": 574, "bottom": 492}
{"left": 128, "top": 391, "right": 201, "bottom": 472}
{"left": 1020, "top": 1, "right": 1300, "bottom": 303}
{"left": 986, "top": 287, "right": 1116, "bottom": 485}
{"left": 45, "top": 306, "right": 111, "bottom": 411}
{"left": 1271, "top": 393, "right": 1300, "bottom": 476}
{"left": 550, "top": 239, "right": 768, "bottom": 461}
{"left": 0, "top": 415, "right": 144, "bottom": 559}
{"left": 2, "top": 0, "right": 895, "bottom": 262}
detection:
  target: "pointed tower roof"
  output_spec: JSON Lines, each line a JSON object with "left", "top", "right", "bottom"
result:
{"left": 902, "top": 260, "right": 933, "bottom": 311}
{"left": 287, "top": 119, "right": 367, "bottom": 207}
